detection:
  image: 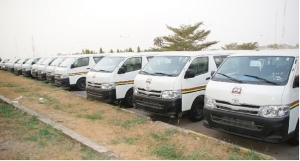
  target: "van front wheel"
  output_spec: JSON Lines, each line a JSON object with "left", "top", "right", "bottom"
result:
{"left": 76, "top": 78, "right": 86, "bottom": 91}
{"left": 124, "top": 89, "right": 134, "bottom": 108}
{"left": 288, "top": 121, "right": 299, "bottom": 146}
{"left": 188, "top": 98, "right": 204, "bottom": 122}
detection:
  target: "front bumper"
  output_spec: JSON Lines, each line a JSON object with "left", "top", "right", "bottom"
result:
{"left": 22, "top": 69, "right": 31, "bottom": 77}
{"left": 31, "top": 71, "right": 38, "bottom": 78}
{"left": 133, "top": 94, "right": 182, "bottom": 117}
{"left": 86, "top": 86, "right": 116, "bottom": 103}
{"left": 38, "top": 73, "right": 46, "bottom": 81}
{"left": 55, "top": 77, "right": 70, "bottom": 87}
{"left": 14, "top": 69, "right": 22, "bottom": 75}
{"left": 8, "top": 67, "right": 14, "bottom": 73}
{"left": 203, "top": 106, "right": 290, "bottom": 143}
{"left": 46, "top": 74, "right": 55, "bottom": 84}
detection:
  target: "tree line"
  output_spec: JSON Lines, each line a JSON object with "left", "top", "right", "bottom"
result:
{"left": 79, "top": 21, "right": 298, "bottom": 54}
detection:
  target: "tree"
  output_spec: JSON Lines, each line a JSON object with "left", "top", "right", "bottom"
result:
{"left": 160, "top": 22, "right": 218, "bottom": 51}
{"left": 137, "top": 46, "right": 141, "bottom": 52}
{"left": 117, "top": 49, "right": 120, "bottom": 53}
{"left": 109, "top": 49, "right": 113, "bottom": 53}
{"left": 128, "top": 48, "right": 134, "bottom": 52}
{"left": 99, "top": 48, "right": 104, "bottom": 53}
{"left": 82, "top": 49, "right": 85, "bottom": 54}
{"left": 222, "top": 42, "right": 258, "bottom": 50}
{"left": 153, "top": 37, "right": 163, "bottom": 47}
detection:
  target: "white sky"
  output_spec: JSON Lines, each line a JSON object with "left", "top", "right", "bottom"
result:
{"left": 0, "top": 0, "right": 298, "bottom": 59}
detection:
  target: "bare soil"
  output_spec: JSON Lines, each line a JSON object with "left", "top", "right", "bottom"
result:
{"left": 0, "top": 70, "right": 265, "bottom": 160}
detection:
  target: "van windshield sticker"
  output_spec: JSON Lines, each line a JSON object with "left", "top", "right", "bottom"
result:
{"left": 250, "top": 60, "right": 261, "bottom": 67}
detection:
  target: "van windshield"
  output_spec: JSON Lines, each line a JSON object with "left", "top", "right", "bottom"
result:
{"left": 16, "top": 58, "right": 26, "bottom": 64}
{"left": 59, "top": 57, "right": 77, "bottom": 68}
{"left": 91, "top": 57, "right": 124, "bottom": 73}
{"left": 50, "top": 57, "right": 65, "bottom": 66}
{"left": 212, "top": 56, "right": 295, "bottom": 85}
{"left": 41, "top": 57, "right": 54, "bottom": 65}
{"left": 25, "top": 58, "right": 35, "bottom": 64}
{"left": 140, "top": 56, "right": 190, "bottom": 77}
{"left": 35, "top": 58, "right": 47, "bottom": 65}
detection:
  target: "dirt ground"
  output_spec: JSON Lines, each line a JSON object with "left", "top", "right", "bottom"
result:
{"left": 0, "top": 70, "right": 265, "bottom": 160}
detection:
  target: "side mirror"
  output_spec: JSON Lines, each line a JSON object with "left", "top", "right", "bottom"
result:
{"left": 211, "top": 71, "right": 215, "bottom": 77}
{"left": 184, "top": 69, "right": 195, "bottom": 79}
{"left": 293, "top": 75, "right": 299, "bottom": 88}
{"left": 70, "top": 64, "right": 75, "bottom": 69}
{"left": 118, "top": 67, "right": 126, "bottom": 74}
{"left": 32, "top": 62, "right": 35, "bottom": 65}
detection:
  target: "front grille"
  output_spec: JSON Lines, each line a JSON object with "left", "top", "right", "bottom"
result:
{"left": 137, "top": 88, "right": 161, "bottom": 98}
{"left": 55, "top": 74, "right": 61, "bottom": 79}
{"left": 87, "top": 82, "right": 101, "bottom": 88}
{"left": 214, "top": 100, "right": 260, "bottom": 116}
{"left": 135, "top": 99, "right": 164, "bottom": 109}
{"left": 211, "top": 114, "right": 264, "bottom": 130}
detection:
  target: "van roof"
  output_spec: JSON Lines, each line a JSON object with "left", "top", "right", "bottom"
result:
{"left": 64, "top": 54, "right": 108, "bottom": 58}
{"left": 151, "top": 50, "right": 249, "bottom": 57}
{"left": 102, "top": 52, "right": 159, "bottom": 57}
{"left": 228, "top": 49, "right": 299, "bottom": 57}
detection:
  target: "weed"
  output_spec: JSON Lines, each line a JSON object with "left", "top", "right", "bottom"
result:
{"left": 248, "top": 149, "right": 261, "bottom": 160}
{"left": 152, "top": 144, "right": 184, "bottom": 160}
{"left": 25, "top": 134, "right": 38, "bottom": 141}
{"left": 14, "top": 87, "right": 28, "bottom": 93}
{"left": 111, "top": 139, "right": 120, "bottom": 145}
{"left": 123, "top": 137, "right": 135, "bottom": 145}
{"left": 229, "top": 155, "right": 240, "bottom": 160}
{"left": 4, "top": 83, "right": 18, "bottom": 87}
{"left": 232, "top": 145, "right": 240, "bottom": 153}
{"left": 83, "top": 110, "right": 104, "bottom": 120}
{"left": 164, "top": 128, "right": 178, "bottom": 136}
{"left": 150, "top": 133, "right": 167, "bottom": 141}
{"left": 121, "top": 117, "right": 147, "bottom": 129}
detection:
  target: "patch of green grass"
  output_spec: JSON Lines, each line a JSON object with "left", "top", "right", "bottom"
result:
{"left": 123, "top": 137, "right": 135, "bottom": 145}
{"left": 229, "top": 155, "right": 240, "bottom": 160}
{"left": 22, "top": 115, "right": 40, "bottom": 130}
{"left": 150, "top": 128, "right": 178, "bottom": 142}
{"left": 25, "top": 134, "right": 38, "bottom": 141}
{"left": 110, "top": 139, "right": 120, "bottom": 145}
{"left": 120, "top": 117, "right": 147, "bottom": 129}
{"left": 248, "top": 149, "right": 261, "bottom": 160}
{"left": 4, "top": 83, "right": 19, "bottom": 87}
{"left": 14, "top": 87, "right": 28, "bottom": 93}
{"left": 80, "top": 110, "right": 104, "bottom": 121}
{"left": 80, "top": 147, "right": 107, "bottom": 160}
{"left": 152, "top": 144, "right": 184, "bottom": 160}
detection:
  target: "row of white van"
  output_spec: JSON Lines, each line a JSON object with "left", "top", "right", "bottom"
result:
{"left": 1, "top": 49, "right": 298, "bottom": 145}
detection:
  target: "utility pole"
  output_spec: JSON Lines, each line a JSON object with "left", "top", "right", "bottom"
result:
{"left": 281, "top": 0, "right": 286, "bottom": 48}
{"left": 32, "top": 36, "right": 35, "bottom": 57}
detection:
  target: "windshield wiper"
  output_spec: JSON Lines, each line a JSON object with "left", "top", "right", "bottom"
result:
{"left": 139, "top": 71, "right": 154, "bottom": 75}
{"left": 154, "top": 72, "right": 173, "bottom": 76}
{"left": 217, "top": 73, "right": 244, "bottom": 83}
{"left": 244, "top": 75, "right": 279, "bottom": 85}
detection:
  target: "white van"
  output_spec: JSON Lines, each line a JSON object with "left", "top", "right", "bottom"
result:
{"left": 6, "top": 58, "right": 20, "bottom": 73}
{"left": 37, "top": 57, "right": 58, "bottom": 81}
{"left": 133, "top": 51, "right": 235, "bottom": 121}
{"left": 14, "top": 58, "right": 30, "bottom": 75}
{"left": 22, "top": 57, "right": 41, "bottom": 77}
{"left": 54, "top": 54, "right": 106, "bottom": 90}
{"left": 0, "top": 59, "right": 10, "bottom": 70}
{"left": 86, "top": 53, "right": 157, "bottom": 107}
{"left": 31, "top": 57, "right": 48, "bottom": 78}
{"left": 203, "top": 49, "right": 299, "bottom": 145}
{"left": 45, "top": 56, "right": 67, "bottom": 84}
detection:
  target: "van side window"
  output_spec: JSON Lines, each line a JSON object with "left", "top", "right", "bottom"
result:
{"left": 93, "top": 56, "right": 104, "bottom": 63}
{"left": 293, "top": 64, "right": 299, "bottom": 88}
{"left": 214, "top": 56, "right": 227, "bottom": 67}
{"left": 73, "top": 57, "right": 89, "bottom": 68}
{"left": 122, "top": 57, "right": 142, "bottom": 72}
{"left": 188, "top": 57, "right": 208, "bottom": 76}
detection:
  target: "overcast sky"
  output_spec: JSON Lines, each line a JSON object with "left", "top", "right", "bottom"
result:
{"left": 0, "top": 0, "right": 298, "bottom": 59}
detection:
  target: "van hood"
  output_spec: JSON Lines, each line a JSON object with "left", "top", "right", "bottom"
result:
{"left": 134, "top": 74, "right": 177, "bottom": 91}
{"left": 31, "top": 64, "right": 38, "bottom": 70}
{"left": 206, "top": 81, "right": 285, "bottom": 106}
{"left": 46, "top": 66, "right": 56, "bottom": 72}
{"left": 86, "top": 71, "right": 112, "bottom": 83}
{"left": 55, "top": 67, "right": 68, "bottom": 75}
{"left": 22, "top": 64, "right": 31, "bottom": 69}
{"left": 38, "top": 65, "right": 46, "bottom": 71}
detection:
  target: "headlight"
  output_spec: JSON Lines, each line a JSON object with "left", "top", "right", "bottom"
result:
{"left": 133, "top": 86, "right": 138, "bottom": 94}
{"left": 204, "top": 96, "right": 216, "bottom": 108}
{"left": 101, "top": 83, "right": 115, "bottom": 89}
{"left": 50, "top": 72, "right": 54, "bottom": 76}
{"left": 41, "top": 71, "right": 45, "bottom": 74}
{"left": 162, "top": 90, "right": 181, "bottom": 99}
{"left": 259, "top": 105, "right": 289, "bottom": 118}
{"left": 60, "top": 74, "right": 69, "bottom": 79}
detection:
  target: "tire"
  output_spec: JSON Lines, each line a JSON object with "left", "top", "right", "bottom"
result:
{"left": 288, "top": 121, "right": 299, "bottom": 146}
{"left": 76, "top": 78, "right": 86, "bottom": 91}
{"left": 187, "top": 98, "right": 204, "bottom": 122}
{"left": 124, "top": 89, "right": 134, "bottom": 108}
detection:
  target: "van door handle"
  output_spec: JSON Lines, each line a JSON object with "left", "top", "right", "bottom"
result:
{"left": 87, "top": 68, "right": 90, "bottom": 69}
{"left": 206, "top": 77, "right": 210, "bottom": 80}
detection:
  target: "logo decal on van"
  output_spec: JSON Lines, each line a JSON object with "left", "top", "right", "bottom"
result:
{"left": 146, "top": 78, "right": 152, "bottom": 85}
{"left": 231, "top": 85, "right": 244, "bottom": 95}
